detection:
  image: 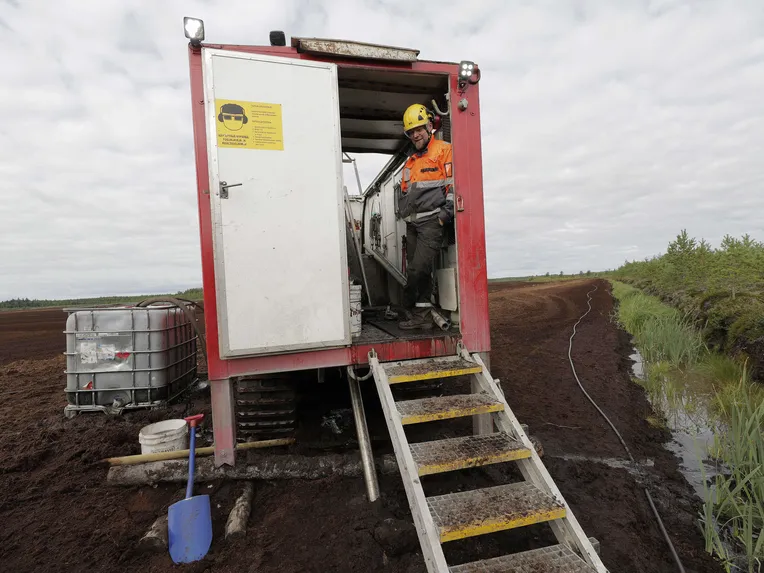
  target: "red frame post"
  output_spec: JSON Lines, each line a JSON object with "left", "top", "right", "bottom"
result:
{"left": 210, "top": 378, "right": 236, "bottom": 466}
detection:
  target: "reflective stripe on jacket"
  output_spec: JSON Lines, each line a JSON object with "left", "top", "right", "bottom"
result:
{"left": 398, "top": 137, "right": 454, "bottom": 224}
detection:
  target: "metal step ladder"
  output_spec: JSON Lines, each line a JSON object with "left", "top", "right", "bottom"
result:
{"left": 368, "top": 343, "right": 609, "bottom": 573}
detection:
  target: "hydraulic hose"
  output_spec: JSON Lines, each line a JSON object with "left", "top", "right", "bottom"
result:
{"left": 431, "top": 97, "right": 450, "bottom": 117}
{"left": 567, "top": 284, "right": 686, "bottom": 573}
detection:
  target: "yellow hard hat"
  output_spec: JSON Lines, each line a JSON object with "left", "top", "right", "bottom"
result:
{"left": 402, "top": 103, "right": 431, "bottom": 133}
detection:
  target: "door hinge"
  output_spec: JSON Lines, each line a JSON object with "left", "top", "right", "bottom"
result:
{"left": 456, "top": 195, "right": 465, "bottom": 212}
{"left": 219, "top": 180, "right": 242, "bottom": 199}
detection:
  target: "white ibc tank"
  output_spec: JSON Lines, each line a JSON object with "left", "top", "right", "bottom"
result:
{"left": 63, "top": 303, "right": 198, "bottom": 417}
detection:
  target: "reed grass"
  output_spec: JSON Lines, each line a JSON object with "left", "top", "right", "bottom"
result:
{"left": 611, "top": 280, "right": 764, "bottom": 568}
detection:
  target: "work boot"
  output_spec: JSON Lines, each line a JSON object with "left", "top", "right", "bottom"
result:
{"left": 398, "top": 307, "right": 434, "bottom": 330}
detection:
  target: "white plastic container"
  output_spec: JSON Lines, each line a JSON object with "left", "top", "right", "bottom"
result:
{"left": 349, "top": 284, "right": 362, "bottom": 339}
{"left": 138, "top": 419, "right": 188, "bottom": 454}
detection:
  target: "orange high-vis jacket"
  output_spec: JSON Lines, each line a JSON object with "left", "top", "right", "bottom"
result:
{"left": 399, "top": 137, "right": 454, "bottom": 224}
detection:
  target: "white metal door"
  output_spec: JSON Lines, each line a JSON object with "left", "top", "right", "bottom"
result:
{"left": 202, "top": 48, "right": 350, "bottom": 357}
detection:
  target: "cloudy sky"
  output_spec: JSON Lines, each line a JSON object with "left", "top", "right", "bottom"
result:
{"left": 1, "top": 0, "right": 763, "bottom": 300}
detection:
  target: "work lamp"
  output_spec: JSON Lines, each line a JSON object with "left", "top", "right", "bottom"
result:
{"left": 458, "top": 60, "right": 481, "bottom": 87}
{"left": 184, "top": 17, "right": 205, "bottom": 46}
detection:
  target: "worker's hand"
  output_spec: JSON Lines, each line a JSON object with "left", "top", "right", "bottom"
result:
{"left": 439, "top": 219, "right": 443, "bottom": 226}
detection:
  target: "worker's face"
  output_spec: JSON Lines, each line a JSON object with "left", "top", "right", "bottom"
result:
{"left": 407, "top": 124, "right": 431, "bottom": 151}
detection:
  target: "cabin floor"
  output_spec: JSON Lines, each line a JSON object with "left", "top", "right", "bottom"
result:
{"left": 355, "top": 314, "right": 458, "bottom": 344}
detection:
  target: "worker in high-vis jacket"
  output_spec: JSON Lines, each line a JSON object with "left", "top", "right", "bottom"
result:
{"left": 397, "top": 103, "right": 454, "bottom": 330}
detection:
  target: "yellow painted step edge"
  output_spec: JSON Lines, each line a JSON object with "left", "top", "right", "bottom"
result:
{"left": 439, "top": 506, "right": 567, "bottom": 543}
{"left": 400, "top": 402, "right": 504, "bottom": 425}
{"left": 418, "top": 447, "right": 532, "bottom": 476}
{"left": 388, "top": 365, "right": 483, "bottom": 384}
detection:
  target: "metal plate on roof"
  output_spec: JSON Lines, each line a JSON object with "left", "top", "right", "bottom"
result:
{"left": 292, "top": 37, "right": 420, "bottom": 62}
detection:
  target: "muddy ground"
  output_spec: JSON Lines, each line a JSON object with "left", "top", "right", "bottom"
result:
{"left": 0, "top": 279, "right": 722, "bottom": 572}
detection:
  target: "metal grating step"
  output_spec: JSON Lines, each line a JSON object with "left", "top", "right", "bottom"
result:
{"left": 383, "top": 355, "right": 483, "bottom": 384}
{"left": 411, "top": 432, "right": 531, "bottom": 476}
{"left": 449, "top": 543, "right": 598, "bottom": 573}
{"left": 397, "top": 393, "right": 503, "bottom": 425}
{"left": 427, "top": 482, "right": 566, "bottom": 543}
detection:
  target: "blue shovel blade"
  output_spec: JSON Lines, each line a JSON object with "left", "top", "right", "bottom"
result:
{"left": 168, "top": 494, "right": 212, "bottom": 564}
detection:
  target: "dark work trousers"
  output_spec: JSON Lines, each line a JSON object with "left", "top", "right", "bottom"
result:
{"left": 403, "top": 216, "right": 444, "bottom": 309}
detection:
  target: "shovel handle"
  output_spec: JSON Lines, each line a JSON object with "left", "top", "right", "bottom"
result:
{"left": 185, "top": 413, "right": 204, "bottom": 428}
{"left": 184, "top": 414, "right": 204, "bottom": 499}
{"left": 186, "top": 419, "right": 198, "bottom": 499}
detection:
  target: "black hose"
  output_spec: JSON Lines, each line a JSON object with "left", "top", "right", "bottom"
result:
{"left": 568, "top": 284, "right": 686, "bottom": 573}
{"left": 135, "top": 296, "right": 207, "bottom": 367}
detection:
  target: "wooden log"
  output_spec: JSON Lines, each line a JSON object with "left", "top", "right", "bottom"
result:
{"left": 137, "top": 514, "right": 168, "bottom": 553}
{"left": 102, "top": 438, "right": 295, "bottom": 466}
{"left": 107, "top": 434, "right": 544, "bottom": 487}
{"left": 225, "top": 482, "right": 255, "bottom": 539}
{"left": 107, "top": 453, "right": 400, "bottom": 486}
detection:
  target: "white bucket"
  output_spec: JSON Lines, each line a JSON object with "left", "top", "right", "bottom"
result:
{"left": 138, "top": 419, "right": 188, "bottom": 454}
{"left": 350, "top": 284, "right": 362, "bottom": 339}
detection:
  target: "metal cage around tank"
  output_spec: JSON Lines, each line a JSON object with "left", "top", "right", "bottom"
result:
{"left": 62, "top": 303, "right": 199, "bottom": 417}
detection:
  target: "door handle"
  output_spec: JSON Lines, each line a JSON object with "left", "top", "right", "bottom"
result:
{"left": 219, "top": 181, "right": 242, "bottom": 199}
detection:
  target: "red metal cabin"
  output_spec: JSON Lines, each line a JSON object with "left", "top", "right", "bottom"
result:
{"left": 186, "top": 27, "right": 490, "bottom": 466}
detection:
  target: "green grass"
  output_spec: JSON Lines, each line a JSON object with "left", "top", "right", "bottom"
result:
{"left": 703, "top": 376, "right": 764, "bottom": 571}
{"left": 638, "top": 314, "right": 704, "bottom": 366}
{"left": 612, "top": 279, "right": 764, "bottom": 568}
{"left": 698, "top": 354, "right": 751, "bottom": 391}
{"left": 613, "top": 282, "right": 704, "bottom": 366}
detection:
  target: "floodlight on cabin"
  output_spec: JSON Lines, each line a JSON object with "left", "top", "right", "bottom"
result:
{"left": 184, "top": 17, "right": 205, "bottom": 47}
{"left": 458, "top": 60, "right": 481, "bottom": 87}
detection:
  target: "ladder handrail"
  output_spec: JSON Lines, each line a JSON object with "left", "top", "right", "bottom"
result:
{"left": 465, "top": 350, "right": 609, "bottom": 572}
{"left": 368, "top": 350, "right": 450, "bottom": 573}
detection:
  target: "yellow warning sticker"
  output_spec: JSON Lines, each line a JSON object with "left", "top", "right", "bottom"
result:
{"left": 215, "top": 99, "right": 284, "bottom": 150}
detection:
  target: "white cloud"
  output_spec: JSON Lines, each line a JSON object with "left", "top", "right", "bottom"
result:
{"left": 1, "top": 0, "right": 763, "bottom": 298}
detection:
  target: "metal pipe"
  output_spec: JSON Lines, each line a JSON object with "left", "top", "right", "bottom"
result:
{"left": 365, "top": 244, "right": 408, "bottom": 286}
{"left": 347, "top": 370, "right": 380, "bottom": 502}
{"left": 350, "top": 155, "right": 365, "bottom": 196}
{"left": 430, "top": 308, "right": 451, "bottom": 331}
{"left": 343, "top": 187, "right": 374, "bottom": 305}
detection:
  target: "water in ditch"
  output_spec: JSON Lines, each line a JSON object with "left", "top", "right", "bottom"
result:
{"left": 629, "top": 348, "right": 721, "bottom": 500}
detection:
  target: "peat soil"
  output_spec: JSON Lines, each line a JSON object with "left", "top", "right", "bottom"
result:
{"left": 0, "top": 280, "right": 722, "bottom": 573}
{"left": 0, "top": 307, "right": 65, "bottom": 364}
